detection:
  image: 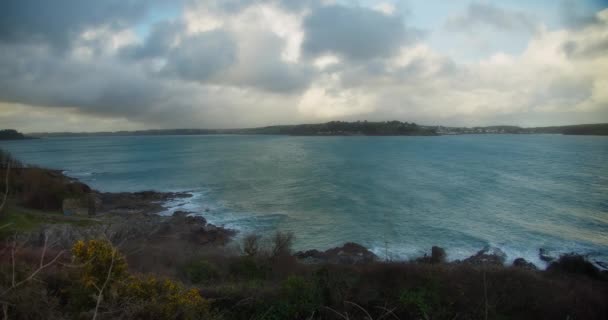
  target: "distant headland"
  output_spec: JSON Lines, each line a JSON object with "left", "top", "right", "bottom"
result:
{"left": 0, "top": 129, "right": 37, "bottom": 140}
{"left": 7, "top": 121, "right": 608, "bottom": 138}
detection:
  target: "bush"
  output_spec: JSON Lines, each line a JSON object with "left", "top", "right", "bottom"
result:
{"left": 181, "top": 258, "right": 220, "bottom": 284}
{"left": 271, "top": 231, "right": 294, "bottom": 258}
{"left": 118, "top": 275, "right": 211, "bottom": 320}
{"left": 71, "top": 239, "right": 129, "bottom": 288}
{"left": 228, "top": 256, "right": 267, "bottom": 280}
{"left": 242, "top": 234, "right": 261, "bottom": 257}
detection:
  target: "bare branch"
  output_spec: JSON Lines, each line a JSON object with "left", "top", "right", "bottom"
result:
{"left": 324, "top": 306, "right": 349, "bottom": 320}
{"left": 40, "top": 233, "right": 48, "bottom": 269}
{"left": 1, "top": 247, "right": 65, "bottom": 296}
{"left": 375, "top": 306, "right": 400, "bottom": 320}
{"left": 345, "top": 301, "right": 372, "bottom": 320}
{"left": 92, "top": 247, "right": 116, "bottom": 320}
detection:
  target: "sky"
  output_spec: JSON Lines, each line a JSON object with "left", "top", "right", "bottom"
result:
{"left": 0, "top": 0, "right": 607, "bottom": 132}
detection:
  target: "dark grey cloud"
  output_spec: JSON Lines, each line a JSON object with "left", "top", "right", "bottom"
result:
{"left": 302, "top": 5, "right": 417, "bottom": 60}
{"left": 0, "top": 43, "right": 169, "bottom": 119}
{"left": 0, "top": 0, "right": 169, "bottom": 51}
{"left": 120, "top": 20, "right": 185, "bottom": 59}
{"left": 162, "top": 30, "right": 237, "bottom": 82}
{"left": 229, "top": 55, "right": 314, "bottom": 93}
{"left": 445, "top": 2, "right": 537, "bottom": 33}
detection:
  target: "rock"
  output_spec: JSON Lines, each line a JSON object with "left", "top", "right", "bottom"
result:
{"left": 547, "top": 254, "right": 600, "bottom": 278}
{"left": 172, "top": 211, "right": 189, "bottom": 218}
{"left": 97, "top": 191, "right": 192, "bottom": 215}
{"left": 295, "top": 242, "right": 377, "bottom": 265}
{"left": 463, "top": 247, "right": 506, "bottom": 266}
{"left": 431, "top": 246, "right": 447, "bottom": 264}
{"left": 188, "top": 225, "right": 236, "bottom": 245}
{"left": 512, "top": 258, "right": 537, "bottom": 270}
{"left": 185, "top": 215, "right": 206, "bottom": 225}
{"left": 539, "top": 248, "right": 555, "bottom": 263}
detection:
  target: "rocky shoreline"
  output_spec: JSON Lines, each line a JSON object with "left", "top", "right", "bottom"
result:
{"left": 5, "top": 166, "right": 606, "bottom": 273}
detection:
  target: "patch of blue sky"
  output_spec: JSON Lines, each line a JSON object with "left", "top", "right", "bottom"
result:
{"left": 134, "top": 2, "right": 183, "bottom": 39}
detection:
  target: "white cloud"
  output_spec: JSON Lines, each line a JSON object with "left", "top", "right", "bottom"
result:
{"left": 0, "top": 2, "right": 606, "bottom": 131}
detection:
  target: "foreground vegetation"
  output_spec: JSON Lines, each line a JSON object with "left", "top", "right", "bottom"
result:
{"left": 1, "top": 148, "right": 607, "bottom": 319}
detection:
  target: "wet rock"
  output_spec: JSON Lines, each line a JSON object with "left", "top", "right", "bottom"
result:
{"left": 97, "top": 191, "right": 192, "bottom": 215}
{"left": 188, "top": 224, "right": 236, "bottom": 245}
{"left": 539, "top": 248, "right": 555, "bottom": 263}
{"left": 185, "top": 215, "right": 206, "bottom": 225}
{"left": 295, "top": 242, "right": 377, "bottom": 265}
{"left": 431, "top": 246, "right": 447, "bottom": 264}
{"left": 547, "top": 254, "right": 600, "bottom": 278}
{"left": 463, "top": 247, "right": 506, "bottom": 266}
{"left": 513, "top": 258, "right": 537, "bottom": 270}
{"left": 172, "top": 210, "right": 190, "bottom": 218}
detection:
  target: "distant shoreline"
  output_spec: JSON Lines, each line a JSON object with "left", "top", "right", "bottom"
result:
{"left": 20, "top": 121, "right": 608, "bottom": 138}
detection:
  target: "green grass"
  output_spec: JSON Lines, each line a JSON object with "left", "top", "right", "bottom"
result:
{"left": 0, "top": 200, "right": 100, "bottom": 238}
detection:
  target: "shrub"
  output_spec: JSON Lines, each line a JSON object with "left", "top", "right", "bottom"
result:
{"left": 228, "top": 256, "right": 266, "bottom": 280}
{"left": 181, "top": 259, "right": 220, "bottom": 284}
{"left": 71, "top": 239, "right": 129, "bottom": 288}
{"left": 271, "top": 231, "right": 294, "bottom": 258}
{"left": 118, "top": 275, "right": 211, "bottom": 320}
{"left": 271, "top": 276, "right": 321, "bottom": 319}
{"left": 242, "top": 234, "right": 261, "bottom": 257}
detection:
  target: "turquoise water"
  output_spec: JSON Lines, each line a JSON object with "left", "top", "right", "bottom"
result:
{"left": 2, "top": 134, "right": 607, "bottom": 266}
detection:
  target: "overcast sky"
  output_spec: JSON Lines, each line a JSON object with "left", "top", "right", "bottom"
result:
{"left": 0, "top": 0, "right": 607, "bottom": 132}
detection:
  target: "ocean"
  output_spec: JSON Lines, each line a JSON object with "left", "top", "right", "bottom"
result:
{"left": 2, "top": 134, "right": 607, "bottom": 267}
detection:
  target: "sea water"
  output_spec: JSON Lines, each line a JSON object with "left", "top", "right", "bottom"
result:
{"left": 2, "top": 134, "right": 607, "bottom": 267}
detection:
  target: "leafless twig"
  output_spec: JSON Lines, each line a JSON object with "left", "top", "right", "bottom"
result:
{"left": 375, "top": 306, "right": 400, "bottom": 320}
{"left": 92, "top": 246, "right": 116, "bottom": 320}
{"left": 324, "top": 306, "right": 349, "bottom": 320}
{"left": 345, "top": 301, "right": 372, "bottom": 320}
{"left": 1, "top": 234, "right": 65, "bottom": 297}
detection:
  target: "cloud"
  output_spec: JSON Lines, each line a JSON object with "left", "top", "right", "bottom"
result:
{"left": 445, "top": 2, "right": 538, "bottom": 33}
{"left": 162, "top": 29, "right": 238, "bottom": 82}
{"left": 120, "top": 20, "right": 185, "bottom": 59}
{"left": 302, "top": 4, "right": 419, "bottom": 60}
{"left": 0, "top": 0, "right": 164, "bottom": 51}
{"left": 0, "top": 1, "right": 606, "bottom": 132}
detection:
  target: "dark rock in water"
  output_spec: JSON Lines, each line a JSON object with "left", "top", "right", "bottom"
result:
{"left": 185, "top": 215, "right": 206, "bottom": 225}
{"left": 513, "top": 258, "right": 537, "bottom": 270}
{"left": 431, "top": 246, "right": 447, "bottom": 264}
{"left": 188, "top": 224, "right": 236, "bottom": 245}
{"left": 172, "top": 210, "right": 190, "bottom": 218}
{"left": 463, "top": 247, "right": 506, "bottom": 266}
{"left": 539, "top": 248, "right": 555, "bottom": 263}
{"left": 171, "top": 211, "right": 207, "bottom": 225}
{"left": 97, "top": 190, "right": 192, "bottom": 215}
{"left": 547, "top": 254, "right": 600, "bottom": 278}
{"left": 295, "top": 242, "right": 377, "bottom": 265}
